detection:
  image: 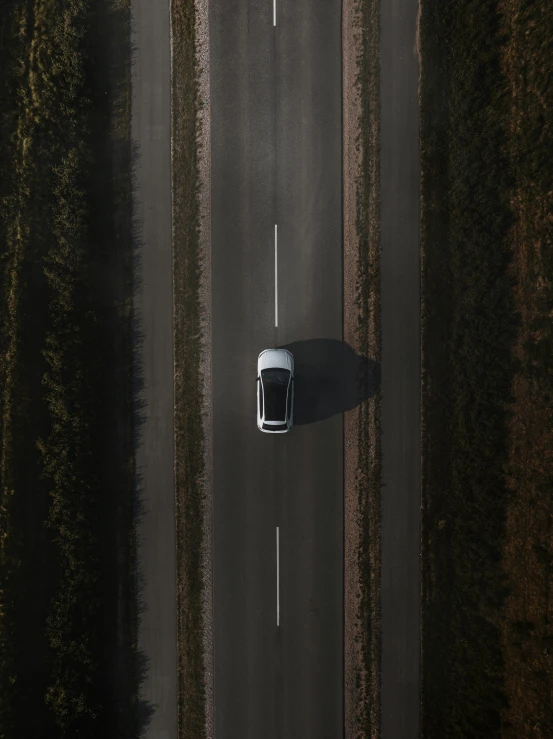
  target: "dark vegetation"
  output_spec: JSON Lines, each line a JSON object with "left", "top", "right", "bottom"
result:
{"left": 0, "top": 0, "right": 136, "bottom": 736}
{"left": 354, "top": 0, "right": 381, "bottom": 736}
{"left": 171, "top": 1, "right": 209, "bottom": 738}
{"left": 420, "top": 0, "right": 514, "bottom": 734}
{"left": 420, "top": 0, "right": 553, "bottom": 736}
{"left": 497, "top": 2, "right": 553, "bottom": 734}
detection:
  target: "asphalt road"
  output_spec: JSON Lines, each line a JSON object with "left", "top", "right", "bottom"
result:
{"left": 131, "top": 0, "right": 177, "bottom": 736}
{"left": 210, "top": 1, "right": 344, "bottom": 737}
{"left": 380, "top": 0, "right": 422, "bottom": 737}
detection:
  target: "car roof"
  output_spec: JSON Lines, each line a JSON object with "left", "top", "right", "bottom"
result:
{"left": 260, "top": 370, "right": 290, "bottom": 422}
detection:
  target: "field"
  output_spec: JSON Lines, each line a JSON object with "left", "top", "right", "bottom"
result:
{"left": 0, "top": 0, "right": 136, "bottom": 736}
{"left": 420, "top": 1, "right": 553, "bottom": 736}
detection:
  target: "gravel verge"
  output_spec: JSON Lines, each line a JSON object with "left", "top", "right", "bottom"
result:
{"left": 343, "top": 0, "right": 381, "bottom": 737}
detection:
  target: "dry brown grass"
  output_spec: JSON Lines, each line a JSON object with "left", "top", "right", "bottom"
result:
{"left": 343, "top": 0, "right": 381, "bottom": 737}
{"left": 171, "top": 0, "right": 213, "bottom": 737}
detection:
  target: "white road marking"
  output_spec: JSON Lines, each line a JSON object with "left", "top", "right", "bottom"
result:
{"left": 274, "top": 224, "right": 278, "bottom": 328}
{"left": 276, "top": 526, "right": 280, "bottom": 626}
{"left": 273, "top": 0, "right": 276, "bottom": 26}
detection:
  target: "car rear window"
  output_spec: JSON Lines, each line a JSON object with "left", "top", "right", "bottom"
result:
{"left": 261, "top": 368, "right": 290, "bottom": 421}
{"left": 263, "top": 422, "right": 288, "bottom": 432}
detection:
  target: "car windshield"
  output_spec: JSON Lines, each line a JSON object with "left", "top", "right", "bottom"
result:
{"left": 261, "top": 368, "right": 290, "bottom": 421}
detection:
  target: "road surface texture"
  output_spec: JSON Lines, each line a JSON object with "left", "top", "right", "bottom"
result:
{"left": 380, "top": 0, "right": 421, "bottom": 738}
{"left": 210, "top": 1, "right": 344, "bottom": 737}
{"left": 131, "top": 0, "right": 177, "bottom": 736}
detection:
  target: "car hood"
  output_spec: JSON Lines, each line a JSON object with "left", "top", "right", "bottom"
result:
{"left": 258, "top": 349, "right": 293, "bottom": 373}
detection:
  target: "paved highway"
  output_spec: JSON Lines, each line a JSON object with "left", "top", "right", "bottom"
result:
{"left": 380, "top": 0, "right": 422, "bottom": 737}
{"left": 210, "top": 1, "right": 344, "bottom": 737}
{"left": 131, "top": 0, "right": 177, "bottom": 736}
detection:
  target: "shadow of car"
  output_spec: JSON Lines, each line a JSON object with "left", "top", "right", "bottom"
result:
{"left": 278, "top": 339, "right": 380, "bottom": 425}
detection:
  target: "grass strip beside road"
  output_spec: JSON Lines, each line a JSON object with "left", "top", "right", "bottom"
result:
{"left": 343, "top": 0, "right": 381, "bottom": 737}
{"left": 420, "top": 1, "right": 553, "bottom": 735}
{"left": 171, "top": 1, "right": 212, "bottom": 738}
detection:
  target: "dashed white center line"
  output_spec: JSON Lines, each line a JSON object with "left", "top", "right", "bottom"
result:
{"left": 274, "top": 224, "right": 278, "bottom": 328}
{"left": 273, "top": 0, "right": 276, "bottom": 26}
{"left": 276, "top": 526, "right": 280, "bottom": 626}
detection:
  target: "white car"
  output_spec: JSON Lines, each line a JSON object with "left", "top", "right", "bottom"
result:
{"left": 257, "top": 349, "right": 294, "bottom": 433}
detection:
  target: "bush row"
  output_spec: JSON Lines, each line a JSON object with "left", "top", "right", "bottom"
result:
{"left": 0, "top": 1, "right": 129, "bottom": 736}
